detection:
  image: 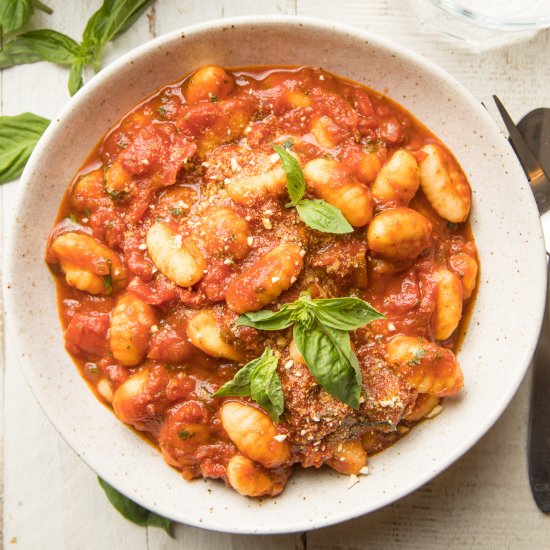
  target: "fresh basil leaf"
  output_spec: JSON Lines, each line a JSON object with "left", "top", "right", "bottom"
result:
{"left": 213, "top": 360, "right": 256, "bottom": 397}
{"left": 273, "top": 144, "right": 305, "bottom": 205}
{"left": 68, "top": 57, "right": 84, "bottom": 95}
{"left": 249, "top": 350, "right": 284, "bottom": 422}
{"left": 0, "top": 0, "right": 52, "bottom": 36}
{"left": 213, "top": 348, "right": 285, "bottom": 422}
{"left": 313, "top": 297, "right": 385, "bottom": 330}
{"left": 81, "top": 0, "right": 154, "bottom": 71}
{"left": 295, "top": 199, "right": 354, "bottom": 234}
{"left": 0, "top": 112, "right": 50, "bottom": 184}
{"left": 294, "top": 320, "right": 361, "bottom": 409}
{"left": 98, "top": 477, "right": 173, "bottom": 536}
{"left": 236, "top": 308, "right": 294, "bottom": 331}
{"left": 0, "top": 29, "right": 80, "bottom": 69}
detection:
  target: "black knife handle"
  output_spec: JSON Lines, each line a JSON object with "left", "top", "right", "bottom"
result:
{"left": 528, "top": 257, "right": 550, "bottom": 513}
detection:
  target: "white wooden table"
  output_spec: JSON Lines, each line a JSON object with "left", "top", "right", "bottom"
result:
{"left": 2, "top": 1, "right": 550, "bottom": 548}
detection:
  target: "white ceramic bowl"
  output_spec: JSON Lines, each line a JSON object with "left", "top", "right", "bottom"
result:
{"left": 4, "top": 16, "right": 546, "bottom": 534}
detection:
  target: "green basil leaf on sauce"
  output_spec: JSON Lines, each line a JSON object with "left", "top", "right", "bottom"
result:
{"left": 213, "top": 348, "right": 284, "bottom": 422}
{"left": 0, "top": 112, "right": 50, "bottom": 184}
{"left": 294, "top": 320, "right": 362, "bottom": 409}
{"left": 0, "top": 0, "right": 52, "bottom": 36}
{"left": 295, "top": 199, "right": 354, "bottom": 234}
{"left": 236, "top": 308, "right": 294, "bottom": 331}
{"left": 249, "top": 351, "right": 284, "bottom": 422}
{"left": 313, "top": 297, "right": 385, "bottom": 330}
{"left": 98, "top": 477, "right": 173, "bottom": 537}
{"left": 213, "top": 360, "right": 256, "bottom": 397}
{"left": 273, "top": 144, "right": 305, "bottom": 205}
{"left": 0, "top": 29, "right": 80, "bottom": 69}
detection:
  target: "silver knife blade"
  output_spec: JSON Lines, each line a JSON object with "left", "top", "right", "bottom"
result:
{"left": 529, "top": 256, "right": 550, "bottom": 513}
{"left": 494, "top": 99, "right": 550, "bottom": 513}
{"left": 493, "top": 95, "right": 550, "bottom": 213}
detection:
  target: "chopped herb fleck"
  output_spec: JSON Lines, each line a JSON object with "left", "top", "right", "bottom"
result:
{"left": 170, "top": 207, "right": 183, "bottom": 217}
{"left": 177, "top": 430, "right": 194, "bottom": 441}
{"left": 446, "top": 221, "right": 459, "bottom": 232}
{"left": 209, "top": 94, "right": 218, "bottom": 102}
{"left": 84, "top": 207, "right": 91, "bottom": 218}
{"left": 281, "top": 138, "right": 294, "bottom": 150}
{"left": 157, "top": 105, "right": 166, "bottom": 117}
{"left": 408, "top": 349, "right": 428, "bottom": 366}
{"left": 116, "top": 134, "right": 129, "bottom": 149}
{"left": 107, "top": 189, "right": 127, "bottom": 201}
{"left": 103, "top": 259, "right": 113, "bottom": 296}
{"left": 68, "top": 212, "right": 77, "bottom": 223}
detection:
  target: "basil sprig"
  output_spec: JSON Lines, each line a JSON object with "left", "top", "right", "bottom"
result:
{"left": 213, "top": 348, "right": 284, "bottom": 422}
{"left": 273, "top": 144, "right": 353, "bottom": 234}
{"left": 98, "top": 477, "right": 173, "bottom": 536}
{"left": 237, "top": 294, "right": 384, "bottom": 409}
{"left": 0, "top": 0, "right": 52, "bottom": 36}
{"left": 0, "top": 112, "right": 50, "bottom": 184}
{"left": 0, "top": 0, "right": 153, "bottom": 95}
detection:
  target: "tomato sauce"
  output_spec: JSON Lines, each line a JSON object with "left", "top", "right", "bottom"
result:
{"left": 46, "top": 65, "right": 478, "bottom": 497}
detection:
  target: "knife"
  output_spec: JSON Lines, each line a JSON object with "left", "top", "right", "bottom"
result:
{"left": 493, "top": 95, "right": 550, "bottom": 513}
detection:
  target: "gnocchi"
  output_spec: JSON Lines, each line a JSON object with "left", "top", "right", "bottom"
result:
{"left": 220, "top": 402, "right": 291, "bottom": 468}
{"left": 367, "top": 207, "right": 432, "bottom": 260}
{"left": 110, "top": 293, "right": 158, "bottom": 366}
{"left": 387, "top": 335, "right": 464, "bottom": 396}
{"left": 146, "top": 222, "right": 206, "bottom": 287}
{"left": 48, "top": 232, "right": 126, "bottom": 295}
{"left": 185, "top": 66, "right": 235, "bottom": 104}
{"left": 371, "top": 149, "right": 419, "bottom": 205}
{"left": 187, "top": 310, "right": 244, "bottom": 361}
{"left": 326, "top": 439, "right": 368, "bottom": 475}
{"left": 450, "top": 252, "right": 478, "bottom": 300}
{"left": 226, "top": 243, "right": 304, "bottom": 313}
{"left": 419, "top": 144, "right": 471, "bottom": 223}
{"left": 226, "top": 455, "right": 285, "bottom": 497}
{"left": 226, "top": 166, "right": 287, "bottom": 206}
{"left": 304, "top": 158, "right": 373, "bottom": 227}
{"left": 432, "top": 268, "right": 463, "bottom": 341}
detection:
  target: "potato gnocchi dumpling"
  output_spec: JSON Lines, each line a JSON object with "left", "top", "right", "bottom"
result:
{"left": 367, "top": 207, "right": 432, "bottom": 260}
{"left": 419, "top": 143, "right": 471, "bottom": 223}
{"left": 46, "top": 65, "right": 477, "bottom": 498}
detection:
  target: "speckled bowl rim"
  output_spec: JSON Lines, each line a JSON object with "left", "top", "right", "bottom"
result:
{"left": 3, "top": 15, "right": 546, "bottom": 534}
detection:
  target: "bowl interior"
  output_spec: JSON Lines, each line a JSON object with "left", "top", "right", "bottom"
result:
{"left": 4, "top": 16, "right": 546, "bottom": 534}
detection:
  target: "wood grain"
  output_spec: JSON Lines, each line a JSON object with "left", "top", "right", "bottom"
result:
{"left": 2, "top": 0, "right": 550, "bottom": 548}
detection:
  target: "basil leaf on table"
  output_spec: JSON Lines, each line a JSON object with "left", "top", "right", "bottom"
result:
{"left": 98, "top": 477, "right": 173, "bottom": 536}
{"left": 213, "top": 348, "right": 284, "bottom": 422}
{"left": 295, "top": 199, "right": 354, "bottom": 234}
{"left": 81, "top": 0, "right": 154, "bottom": 71}
{"left": 0, "top": 29, "right": 80, "bottom": 69}
{"left": 0, "top": 0, "right": 154, "bottom": 94}
{"left": 273, "top": 144, "right": 305, "bottom": 204}
{"left": 313, "top": 297, "right": 385, "bottom": 330}
{"left": 294, "top": 320, "right": 362, "bottom": 409}
{"left": 68, "top": 56, "right": 84, "bottom": 96}
{"left": 0, "top": 0, "right": 52, "bottom": 36}
{"left": 0, "top": 112, "right": 50, "bottom": 184}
